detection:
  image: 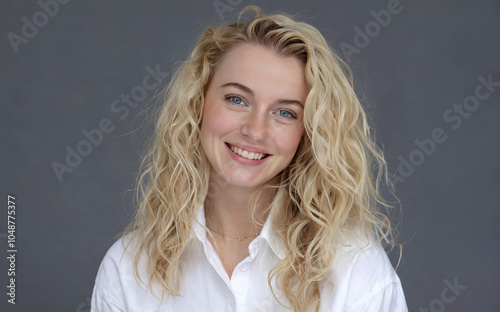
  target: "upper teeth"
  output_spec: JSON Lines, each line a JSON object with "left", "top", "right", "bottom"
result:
{"left": 230, "top": 145, "right": 266, "bottom": 160}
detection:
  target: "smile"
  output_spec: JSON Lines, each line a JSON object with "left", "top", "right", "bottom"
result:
{"left": 226, "top": 143, "right": 269, "bottom": 160}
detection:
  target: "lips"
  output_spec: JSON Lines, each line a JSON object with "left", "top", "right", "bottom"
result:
{"left": 226, "top": 143, "right": 270, "bottom": 160}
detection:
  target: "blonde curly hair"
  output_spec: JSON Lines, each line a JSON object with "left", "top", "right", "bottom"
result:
{"left": 124, "top": 5, "right": 398, "bottom": 312}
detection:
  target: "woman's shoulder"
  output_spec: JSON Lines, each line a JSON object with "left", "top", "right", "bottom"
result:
{"left": 325, "top": 236, "right": 407, "bottom": 311}
{"left": 92, "top": 233, "right": 148, "bottom": 311}
{"left": 332, "top": 236, "right": 399, "bottom": 279}
{"left": 101, "top": 233, "right": 138, "bottom": 262}
{"left": 333, "top": 234, "right": 392, "bottom": 262}
{"left": 94, "top": 232, "right": 143, "bottom": 284}
{"left": 329, "top": 233, "right": 400, "bottom": 282}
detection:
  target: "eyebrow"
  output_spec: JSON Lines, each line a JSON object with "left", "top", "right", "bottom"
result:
{"left": 220, "top": 82, "right": 304, "bottom": 108}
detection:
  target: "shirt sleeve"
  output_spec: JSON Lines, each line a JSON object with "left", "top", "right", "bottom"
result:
{"left": 90, "top": 238, "right": 128, "bottom": 312}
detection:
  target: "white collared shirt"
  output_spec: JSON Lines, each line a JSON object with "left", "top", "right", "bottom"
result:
{"left": 91, "top": 205, "right": 408, "bottom": 311}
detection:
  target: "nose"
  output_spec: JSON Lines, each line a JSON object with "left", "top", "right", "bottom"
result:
{"left": 240, "top": 107, "right": 269, "bottom": 143}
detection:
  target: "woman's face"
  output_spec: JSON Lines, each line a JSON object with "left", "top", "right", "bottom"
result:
{"left": 200, "top": 43, "right": 308, "bottom": 192}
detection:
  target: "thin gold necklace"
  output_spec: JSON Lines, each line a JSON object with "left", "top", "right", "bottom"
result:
{"left": 207, "top": 228, "right": 258, "bottom": 241}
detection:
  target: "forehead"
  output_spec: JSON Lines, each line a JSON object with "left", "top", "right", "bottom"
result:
{"left": 209, "top": 43, "right": 308, "bottom": 99}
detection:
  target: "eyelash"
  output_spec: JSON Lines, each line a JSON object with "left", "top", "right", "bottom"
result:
{"left": 224, "top": 95, "right": 297, "bottom": 120}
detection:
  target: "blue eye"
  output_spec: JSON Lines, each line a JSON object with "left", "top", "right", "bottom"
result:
{"left": 227, "top": 96, "right": 244, "bottom": 105}
{"left": 277, "top": 110, "right": 296, "bottom": 119}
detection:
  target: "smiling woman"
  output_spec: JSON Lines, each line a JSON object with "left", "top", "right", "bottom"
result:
{"left": 91, "top": 5, "right": 408, "bottom": 312}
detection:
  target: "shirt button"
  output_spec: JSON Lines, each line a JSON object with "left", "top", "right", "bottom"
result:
{"left": 240, "top": 264, "right": 248, "bottom": 272}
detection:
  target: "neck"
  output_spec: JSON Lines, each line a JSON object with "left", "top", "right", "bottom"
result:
{"left": 204, "top": 179, "right": 275, "bottom": 239}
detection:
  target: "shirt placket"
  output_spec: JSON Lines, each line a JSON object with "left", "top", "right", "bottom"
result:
{"left": 230, "top": 259, "right": 251, "bottom": 312}
{"left": 200, "top": 238, "right": 241, "bottom": 311}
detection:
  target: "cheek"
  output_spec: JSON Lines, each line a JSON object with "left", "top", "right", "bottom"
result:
{"left": 200, "top": 99, "right": 219, "bottom": 135}
{"left": 279, "top": 126, "right": 304, "bottom": 158}
{"left": 200, "top": 102, "right": 234, "bottom": 143}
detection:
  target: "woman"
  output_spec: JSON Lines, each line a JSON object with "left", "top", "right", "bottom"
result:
{"left": 92, "top": 5, "right": 407, "bottom": 312}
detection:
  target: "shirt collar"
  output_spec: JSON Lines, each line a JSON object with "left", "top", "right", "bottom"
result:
{"left": 191, "top": 203, "right": 287, "bottom": 260}
{"left": 257, "top": 204, "right": 287, "bottom": 260}
{"left": 192, "top": 203, "right": 208, "bottom": 243}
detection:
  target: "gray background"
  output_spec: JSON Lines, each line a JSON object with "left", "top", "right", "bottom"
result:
{"left": 1, "top": 0, "right": 499, "bottom": 311}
